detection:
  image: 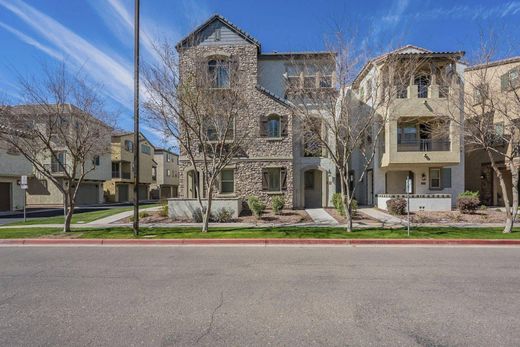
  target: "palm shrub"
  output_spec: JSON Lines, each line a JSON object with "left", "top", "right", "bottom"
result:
{"left": 247, "top": 196, "right": 266, "bottom": 219}
{"left": 387, "top": 198, "right": 407, "bottom": 215}
{"left": 457, "top": 191, "right": 480, "bottom": 214}
{"left": 271, "top": 195, "right": 285, "bottom": 215}
{"left": 213, "top": 207, "right": 234, "bottom": 223}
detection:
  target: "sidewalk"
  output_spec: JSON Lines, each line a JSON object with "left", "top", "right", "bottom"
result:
{"left": 87, "top": 205, "right": 162, "bottom": 225}
{"left": 305, "top": 208, "right": 339, "bottom": 225}
{"left": 358, "top": 208, "right": 406, "bottom": 226}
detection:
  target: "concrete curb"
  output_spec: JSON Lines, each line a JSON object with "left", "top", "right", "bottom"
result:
{"left": 1, "top": 238, "right": 520, "bottom": 246}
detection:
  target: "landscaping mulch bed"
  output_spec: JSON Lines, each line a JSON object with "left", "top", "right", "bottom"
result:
{"left": 410, "top": 209, "right": 510, "bottom": 224}
{"left": 117, "top": 209, "right": 312, "bottom": 224}
{"left": 325, "top": 208, "right": 378, "bottom": 225}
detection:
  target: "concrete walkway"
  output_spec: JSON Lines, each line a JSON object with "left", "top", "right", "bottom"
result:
{"left": 305, "top": 208, "right": 339, "bottom": 225}
{"left": 88, "top": 206, "right": 162, "bottom": 225}
{"left": 358, "top": 207, "right": 406, "bottom": 226}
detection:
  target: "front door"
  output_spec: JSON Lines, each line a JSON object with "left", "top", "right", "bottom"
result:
{"left": 304, "top": 169, "right": 322, "bottom": 208}
{"left": 0, "top": 182, "right": 11, "bottom": 211}
{"left": 117, "top": 184, "right": 129, "bottom": 202}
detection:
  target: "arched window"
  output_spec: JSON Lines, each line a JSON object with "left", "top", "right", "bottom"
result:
{"left": 208, "top": 59, "right": 230, "bottom": 88}
{"left": 414, "top": 74, "right": 430, "bottom": 98}
{"left": 266, "top": 114, "right": 281, "bottom": 138}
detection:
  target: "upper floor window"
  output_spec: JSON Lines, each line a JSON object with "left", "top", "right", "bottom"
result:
{"left": 51, "top": 151, "right": 66, "bottom": 173}
{"left": 365, "top": 79, "right": 372, "bottom": 101}
{"left": 206, "top": 117, "right": 234, "bottom": 142}
{"left": 495, "top": 122, "right": 504, "bottom": 137}
{"left": 141, "top": 144, "right": 151, "bottom": 155}
{"left": 92, "top": 155, "right": 100, "bottom": 166}
{"left": 214, "top": 28, "right": 221, "bottom": 41}
{"left": 152, "top": 167, "right": 157, "bottom": 180}
{"left": 395, "top": 81, "right": 408, "bottom": 99}
{"left": 267, "top": 114, "right": 281, "bottom": 138}
{"left": 501, "top": 67, "right": 520, "bottom": 91}
{"left": 208, "top": 59, "right": 230, "bottom": 88}
{"left": 166, "top": 169, "right": 171, "bottom": 177}
{"left": 474, "top": 83, "right": 489, "bottom": 104}
{"left": 415, "top": 75, "right": 430, "bottom": 98}
{"left": 124, "top": 140, "right": 133, "bottom": 152}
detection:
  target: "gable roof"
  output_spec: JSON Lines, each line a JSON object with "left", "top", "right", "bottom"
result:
{"left": 465, "top": 56, "right": 520, "bottom": 72}
{"left": 176, "top": 14, "right": 261, "bottom": 51}
{"left": 352, "top": 45, "right": 465, "bottom": 87}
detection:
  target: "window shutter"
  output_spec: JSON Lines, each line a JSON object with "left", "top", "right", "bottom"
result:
{"left": 281, "top": 167, "right": 287, "bottom": 190}
{"left": 281, "top": 115, "right": 289, "bottom": 137}
{"left": 262, "top": 169, "right": 269, "bottom": 190}
{"left": 441, "top": 168, "right": 452, "bottom": 189}
{"left": 259, "top": 116, "right": 268, "bottom": 137}
{"left": 501, "top": 74, "right": 509, "bottom": 92}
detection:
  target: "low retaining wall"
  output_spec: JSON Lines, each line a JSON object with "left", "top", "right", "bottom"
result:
{"left": 168, "top": 198, "right": 242, "bottom": 219}
{"left": 377, "top": 194, "right": 452, "bottom": 212}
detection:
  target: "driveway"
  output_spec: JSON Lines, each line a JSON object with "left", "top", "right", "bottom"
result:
{"left": 0, "top": 246, "right": 519, "bottom": 346}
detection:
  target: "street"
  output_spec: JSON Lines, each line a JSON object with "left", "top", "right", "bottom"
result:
{"left": 0, "top": 246, "right": 519, "bottom": 346}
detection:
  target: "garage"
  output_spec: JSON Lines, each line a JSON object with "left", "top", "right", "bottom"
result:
{"left": 117, "top": 184, "right": 129, "bottom": 202}
{"left": 0, "top": 182, "right": 11, "bottom": 211}
{"left": 138, "top": 184, "right": 148, "bottom": 201}
{"left": 75, "top": 183, "right": 100, "bottom": 206}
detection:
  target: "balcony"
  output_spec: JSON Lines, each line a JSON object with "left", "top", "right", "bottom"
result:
{"left": 44, "top": 162, "right": 69, "bottom": 175}
{"left": 397, "top": 139, "right": 450, "bottom": 152}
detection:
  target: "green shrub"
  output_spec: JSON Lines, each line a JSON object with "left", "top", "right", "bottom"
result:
{"left": 332, "top": 193, "right": 357, "bottom": 216}
{"left": 213, "top": 207, "right": 234, "bottom": 223}
{"left": 457, "top": 191, "right": 480, "bottom": 214}
{"left": 139, "top": 211, "right": 149, "bottom": 218}
{"left": 271, "top": 195, "right": 285, "bottom": 215}
{"left": 247, "top": 196, "right": 266, "bottom": 218}
{"left": 159, "top": 204, "right": 169, "bottom": 217}
{"left": 191, "top": 208, "right": 204, "bottom": 223}
{"left": 386, "top": 198, "right": 407, "bottom": 215}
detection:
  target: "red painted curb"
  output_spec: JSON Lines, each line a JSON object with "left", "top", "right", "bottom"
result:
{"left": 1, "top": 238, "right": 520, "bottom": 246}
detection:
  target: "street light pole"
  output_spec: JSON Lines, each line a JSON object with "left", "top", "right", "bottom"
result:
{"left": 132, "top": 0, "right": 140, "bottom": 236}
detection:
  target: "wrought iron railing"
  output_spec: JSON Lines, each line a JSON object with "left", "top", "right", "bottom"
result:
{"left": 397, "top": 139, "right": 450, "bottom": 152}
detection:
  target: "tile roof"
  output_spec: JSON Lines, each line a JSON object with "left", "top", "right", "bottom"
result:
{"left": 465, "top": 56, "right": 520, "bottom": 71}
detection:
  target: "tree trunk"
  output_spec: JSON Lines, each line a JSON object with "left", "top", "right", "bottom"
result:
{"left": 494, "top": 165, "right": 513, "bottom": 233}
{"left": 201, "top": 188, "right": 213, "bottom": 233}
{"left": 339, "top": 172, "right": 353, "bottom": 232}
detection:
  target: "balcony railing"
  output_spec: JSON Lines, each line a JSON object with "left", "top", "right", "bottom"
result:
{"left": 44, "top": 162, "right": 69, "bottom": 174}
{"left": 397, "top": 139, "right": 450, "bottom": 152}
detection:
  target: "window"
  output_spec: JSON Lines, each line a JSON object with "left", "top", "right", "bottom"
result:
{"left": 214, "top": 28, "right": 221, "bottom": 41}
{"left": 220, "top": 169, "right": 234, "bottom": 193}
{"left": 397, "top": 123, "right": 417, "bottom": 144}
{"left": 304, "top": 171, "right": 314, "bottom": 189}
{"left": 495, "top": 122, "right": 504, "bottom": 137}
{"left": 415, "top": 75, "right": 430, "bottom": 98}
{"left": 92, "top": 155, "right": 100, "bottom": 166}
{"left": 396, "top": 82, "right": 407, "bottom": 99}
{"left": 112, "top": 162, "right": 120, "bottom": 178}
{"left": 166, "top": 154, "right": 171, "bottom": 162}
{"left": 206, "top": 118, "right": 234, "bottom": 141}
{"left": 359, "top": 87, "right": 365, "bottom": 100}
{"left": 266, "top": 115, "right": 281, "bottom": 138}
{"left": 474, "top": 83, "right": 488, "bottom": 104}
{"left": 208, "top": 59, "right": 230, "bottom": 88}
{"left": 51, "top": 151, "right": 66, "bottom": 173}
{"left": 152, "top": 167, "right": 157, "bottom": 181}
{"left": 441, "top": 168, "right": 452, "bottom": 188}
{"left": 262, "top": 168, "right": 287, "bottom": 192}
{"left": 141, "top": 144, "right": 151, "bottom": 155}
{"left": 124, "top": 140, "right": 134, "bottom": 152}
{"left": 439, "top": 84, "right": 449, "bottom": 98}
{"left": 502, "top": 68, "right": 520, "bottom": 91}
{"left": 429, "top": 168, "right": 441, "bottom": 189}
{"left": 166, "top": 169, "right": 171, "bottom": 177}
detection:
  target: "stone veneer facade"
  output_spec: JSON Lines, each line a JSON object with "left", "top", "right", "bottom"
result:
{"left": 177, "top": 40, "right": 295, "bottom": 207}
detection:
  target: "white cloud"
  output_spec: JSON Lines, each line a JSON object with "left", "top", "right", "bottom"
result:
{"left": 0, "top": 21, "right": 63, "bottom": 61}
{"left": 0, "top": 0, "right": 133, "bottom": 106}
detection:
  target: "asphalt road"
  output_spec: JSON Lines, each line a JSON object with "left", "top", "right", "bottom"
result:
{"left": 0, "top": 246, "right": 519, "bottom": 346}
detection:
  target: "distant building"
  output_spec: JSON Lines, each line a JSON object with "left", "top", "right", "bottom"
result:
{"left": 150, "top": 149, "right": 179, "bottom": 200}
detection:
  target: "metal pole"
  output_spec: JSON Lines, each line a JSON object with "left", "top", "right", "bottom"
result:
{"left": 23, "top": 189, "right": 26, "bottom": 223}
{"left": 407, "top": 193, "right": 410, "bottom": 237}
{"left": 132, "top": 0, "right": 140, "bottom": 236}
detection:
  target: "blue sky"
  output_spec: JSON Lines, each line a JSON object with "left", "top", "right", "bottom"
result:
{"left": 1, "top": 0, "right": 519, "bottom": 147}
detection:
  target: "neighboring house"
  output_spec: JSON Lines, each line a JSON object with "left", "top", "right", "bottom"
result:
{"left": 150, "top": 149, "right": 179, "bottom": 200}
{"left": 0, "top": 134, "right": 32, "bottom": 211}
{"left": 176, "top": 14, "right": 336, "bottom": 209}
{"left": 104, "top": 131, "right": 155, "bottom": 202}
{"left": 464, "top": 56, "right": 520, "bottom": 206}
{"left": 4, "top": 105, "right": 112, "bottom": 207}
{"left": 351, "top": 45, "right": 466, "bottom": 210}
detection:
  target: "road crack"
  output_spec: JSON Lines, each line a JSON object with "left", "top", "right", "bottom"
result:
{"left": 195, "top": 291, "right": 224, "bottom": 343}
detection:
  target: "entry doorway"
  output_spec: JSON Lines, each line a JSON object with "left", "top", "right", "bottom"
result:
{"left": 304, "top": 169, "right": 323, "bottom": 208}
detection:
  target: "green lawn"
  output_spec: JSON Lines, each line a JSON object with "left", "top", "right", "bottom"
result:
{"left": 0, "top": 226, "right": 519, "bottom": 239}
{"left": 5, "top": 204, "right": 160, "bottom": 226}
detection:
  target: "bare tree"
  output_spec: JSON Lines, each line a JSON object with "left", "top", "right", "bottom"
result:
{"left": 440, "top": 32, "right": 520, "bottom": 233}
{"left": 0, "top": 63, "right": 113, "bottom": 232}
{"left": 143, "top": 40, "right": 251, "bottom": 232}
{"left": 289, "top": 35, "right": 424, "bottom": 231}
